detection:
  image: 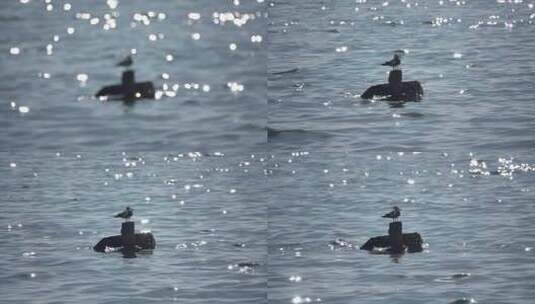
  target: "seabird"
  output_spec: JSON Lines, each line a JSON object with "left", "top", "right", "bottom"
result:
{"left": 114, "top": 206, "right": 133, "bottom": 221}
{"left": 382, "top": 206, "right": 401, "bottom": 222}
{"left": 117, "top": 55, "right": 133, "bottom": 67}
{"left": 381, "top": 54, "right": 401, "bottom": 69}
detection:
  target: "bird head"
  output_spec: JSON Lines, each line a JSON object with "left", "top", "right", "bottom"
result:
{"left": 393, "top": 206, "right": 400, "bottom": 212}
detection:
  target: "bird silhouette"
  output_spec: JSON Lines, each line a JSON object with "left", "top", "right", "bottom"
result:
{"left": 381, "top": 54, "right": 401, "bottom": 69}
{"left": 117, "top": 55, "right": 133, "bottom": 67}
{"left": 114, "top": 206, "right": 133, "bottom": 221}
{"left": 382, "top": 206, "right": 401, "bottom": 222}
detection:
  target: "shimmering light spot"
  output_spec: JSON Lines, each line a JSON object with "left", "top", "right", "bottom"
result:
{"left": 67, "top": 27, "right": 75, "bottom": 35}
{"left": 30, "top": 273, "right": 36, "bottom": 278}
{"left": 149, "top": 33, "right": 157, "bottom": 41}
{"left": 130, "top": 48, "right": 137, "bottom": 55}
{"left": 162, "top": 73, "right": 170, "bottom": 80}
{"left": 453, "top": 52, "right": 463, "bottom": 59}
{"left": 191, "top": 32, "right": 201, "bottom": 40}
{"left": 202, "top": 84, "right": 211, "bottom": 92}
{"left": 19, "top": 106, "right": 30, "bottom": 113}
{"left": 251, "top": 34, "right": 263, "bottom": 43}
{"left": 188, "top": 12, "right": 201, "bottom": 20}
{"left": 230, "top": 188, "right": 237, "bottom": 194}
{"left": 227, "top": 82, "right": 244, "bottom": 92}
{"left": 76, "top": 73, "right": 88, "bottom": 82}
{"left": 407, "top": 178, "right": 415, "bottom": 185}
{"left": 10, "top": 47, "right": 20, "bottom": 55}
{"left": 229, "top": 43, "right": 237, "bottom": 51}
{"left": 90, "top": 17, "right": 100, "bottom": 25}
{"left": 63, "top": 3, "right": 71, "bottom": 11}
{"left": 46, "top": 44, "right": 53, "bottom": 55}
{"left": 335, "top": 46, "right": 348, "bottom": 52}
{"left": 106, "top": 0, "right": 118, "bottom": 9}
{"left": 10, "top": 162, "right": 17, "bottom": 168}
{"left": 166, "top": 54, "right": 174, "bottom": 61}
{"left": 292, "top": 296, "right": 313, "bottom": 304}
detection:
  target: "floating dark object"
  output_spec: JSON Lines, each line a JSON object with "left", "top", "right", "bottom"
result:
{"left": 237, "top": 262, "right": 259, "bottom": 268}
{"left": 271, "top": 67, "right": 299, "bottom": 75}
{"left": 361, "top": 70, "right": 423, "bottom": 102}
{"left": 94, "top": 221, "right": 156, "bottom": 258}
{"left": 360, "top": 222, "right": 423, "bottom": 254}
{"left": 95, "top": 70, "right": 155, "bottom": 102}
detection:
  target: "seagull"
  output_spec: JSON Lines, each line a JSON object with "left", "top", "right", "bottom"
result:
{"left": 381, "top": 54, "right": 401, "bottom": 70}
{"left": 116, "top": 55, "right": 133, "bottom": 67}
{"left": 114, "top": 206, "right": 133, "bottom": 221}
{"left": 382, "top": 206, "right": 401, "bottom": 222}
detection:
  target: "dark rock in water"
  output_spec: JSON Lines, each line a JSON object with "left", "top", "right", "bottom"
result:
{"left": 360, "top": 222, "right": 423, "bottom": 253}
{"left": 95, "top": 70, "right": 155, "bottom": 102}
{"left": 361, "top": 70, "right": 423, "bottom": 102}
{"left": 93, "top": 222, "right": 156, "bottom": 258}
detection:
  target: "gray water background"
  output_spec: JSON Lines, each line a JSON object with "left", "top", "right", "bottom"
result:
{"left": 1, "top": 152, "right": 268, "bottom": 303}
{"left": 268, "top": 0, "right": 535, "bottom": 152}
{"left": 267, "top": 151, "right": 535, "bottom": 304}
{"left": 1, "top": 0, "right": 266, "bottom": 152}
{"left": 2, "top": 0, "right": 535, "bottom": 303}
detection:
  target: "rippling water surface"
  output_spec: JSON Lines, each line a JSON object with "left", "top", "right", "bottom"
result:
{"left": 2, "top": 1, "right": 535, "bottom": 303}
{"left": 267, "top": 151, "right": 535, "bottom": 304}
{"left": 1, "top": 0, "right": 266, "bottom": 151}
{"left": 268, "top": 0, "right": 535, "bottom": 151}
{"left": 1, "top": 152, "right": 268, "bottom": 303}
